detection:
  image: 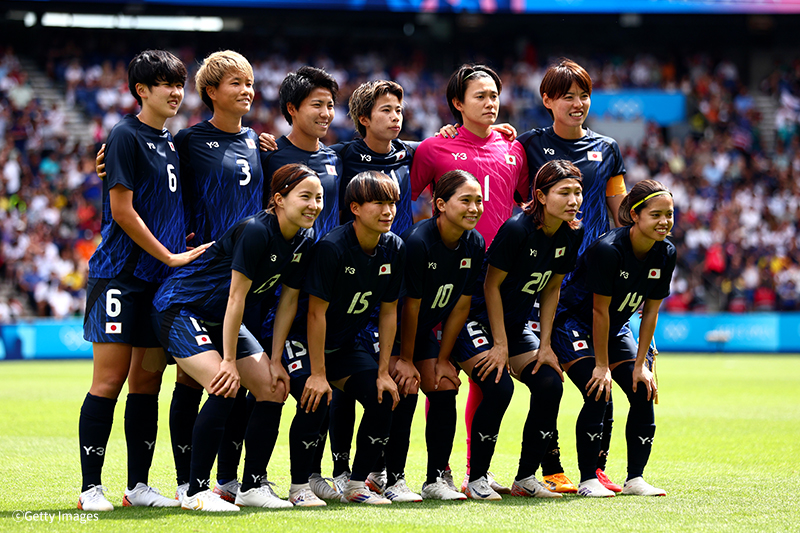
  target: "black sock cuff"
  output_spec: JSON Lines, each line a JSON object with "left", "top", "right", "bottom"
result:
{"left": 82, "top": 393, "right": 117, "bottom": 420}
{"left": 126, "top": 393, "right": 158, "bottom": 407}
{"left": 173, "top": 382, "right": 203, "bottom": 400}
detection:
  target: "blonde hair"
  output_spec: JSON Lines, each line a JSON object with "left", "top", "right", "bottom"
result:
{"left": 195, "top": 50, "right": 254, "bottom": 111}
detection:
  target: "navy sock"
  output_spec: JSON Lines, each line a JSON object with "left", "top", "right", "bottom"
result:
{"left": 516, "top": 364, "right": 562, "bottom": 480}
{"left": 187, "top": 395, "right": 236, "bottom": 497}
{"left": 610, "top": 363, "right": 655, "bottom": 480}
{"left": 344, "top": 371, "right": 393, "bottom": 482}
{"left": 289, "top": 376, "right": 329, "bottom": 485}
{"left": 424, "top": 390, "right": 457, "bottom": 484}
{"left": 170, "top": 382, "right": 202, "bottom": 486}
{"left": 215, "top": 388, "right": 250, "bottom": 484}
{"left": 79, "top": 393, "right": 116, "bottom": 492}
{"left": 329, "top": 388, "right": 356, "bottom": 477}
{"left": 240, "top": 401, "right": 283, "bottom": 491}
{"left": 597, "top": 399, "right": 614, "bottom": 471}
{"left": 539, "top": 433, "right": 564, "bottom": 476}
{"left": 468, "top": 367, "right": 513, "bottom": 482}
{"left": 125, "top": 393, "right": 158, "bottom": 489}
{"left": 386, "top": 393, "right": 417, "bottom": 486}
{"left": 567, "top": 358, "right": 608, "bottom": 482}
{"left": 310, "top": 413, "right": 328, "bottom": 475}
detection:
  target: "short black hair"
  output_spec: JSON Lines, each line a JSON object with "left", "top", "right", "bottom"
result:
{"left": 127, "top": 50, "right": 187, "bottom": 107}
{"left": 279, "top": 66, "right": 339, "bottom": 125}
{"left": 446, "top": 64, "right": 502, "bottom": 125}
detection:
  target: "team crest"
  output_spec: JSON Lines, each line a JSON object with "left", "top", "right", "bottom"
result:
{"left": 325, "top": 164, "right": 338, "bottom": 176}
{"left": 648, "top": 269, "right": 661, "bottom": 279}
{"left": 572, "top": 340, "right": 589, "bottom": 351}
{"left": 195, "top": 334, "right": 212, "bottom": 346}
{"left": 245, "top": 138, "right": 257, "bottom": 149}
{"left": 555, "top": 247, "right": 565, "bottom": 258}
{"left": 460, "top": 258, "right": 471, "bottom": 269}
{"left": 105, "top": 322, "right": 122, "bottom": 334}
{"left": 288, "top": 360, "right": 303, "bottom": 373}
{"left": 588, "top": 151, "right": 603, "bottom": 161}
{"left": 292, "top": 253, "right": 302, "bottom": 263}
{"left": 505, "top": 154, "right": 516, "bottom": 165}
{"left": 379, "top": 264, "right": 391, "bottom": 275}
{"left": 168, "top": 141, "right": 175, "bottom": 152}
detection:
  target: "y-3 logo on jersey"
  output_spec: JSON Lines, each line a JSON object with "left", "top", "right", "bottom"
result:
{"left": 147, "top": 142, "right": 156, "bottom": 150}
{"left": 345, "top": 266, "right": 356, "bottom": 275}
{"left": 620, "top": 270, "right": 629, "bottom": 279}
{"left": 451, "top": 153, "right": 467, "bottom": 161}
{"left": 206, "top": 141, "right": 219, "bottom": 148}
{"left": 543, "top": 148, "right": 555, "bottom": 155}
{"left": 360, "top": 154, "right": 372, "bottom": 162}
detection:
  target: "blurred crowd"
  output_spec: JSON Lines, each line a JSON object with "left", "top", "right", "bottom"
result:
{"left": 3, "top": 43, "right": 800, "bottom": 318}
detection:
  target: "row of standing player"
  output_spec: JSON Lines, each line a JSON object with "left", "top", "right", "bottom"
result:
{"left": 78, "top": 49, "right": 673, "bottom": 512}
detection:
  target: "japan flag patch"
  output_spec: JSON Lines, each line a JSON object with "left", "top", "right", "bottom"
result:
{"left": 648, "top": 269, "right": 661, "bottom": 279}
{"left": 588, "top": 151, "right": 603, "bottom": 161}
{"left": 292, "top": 253, "right": 302, "bottom": 263}
{"left": 105, "top": 322, "right": 122, "bottom": 334}
{"left": 325, "top": 164, "right": 338, "bottom": 176}
{"left": 396, "top": 150, "right": 406, "bottom": 161}
{"left": 460, "top": 258, "right": 471, "bottom": 269}
{"left": 529, "top": 321, "right": 540, "bottom": 332}
{"left": 246, "top": 138, "right": 256, "bottom": 149}
{"left": 379, "top": 264, "right": 391, "bottom": 275}
{"left": 168, "top": 141, "right": 175, "bottom": 152}
{"left": 195, "top": 334, "right": 212, "bottom": 346}
{"left": 572, "top": 340, "right": 589, "bottom": 351}
{"left": 555, "top": 247, "right": 565, "bottom": 258}
{"left": 472, "top": 336, "right": 489, "bottom": 348}
{"left": 505, "top": 154, "right": 517, "bottom": 165}
{"left": 288, "top": 360, "right": 303, "bottom": 373}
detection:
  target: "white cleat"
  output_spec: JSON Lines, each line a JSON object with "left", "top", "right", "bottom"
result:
{"left": 365, "top": 470, "right": 387, "bottom": 494}
{"left": 577, "top": 478, "right": 615, "bottom": 498}
{"left": 289, "top": 484, "right": 327, "bottom": 507}
{"left": 122, "top": 483, "right": 181, "bottom": 507}
{"left": 510, "top": 475, "right": 562, "bottom": 498}
{"left": 464, "top": 476, "right": 502, "bottom": 501}
{"left": 622, "top": 477, "right": 666, "bottom": 496}
{"left": 181, "top": 489, "right": 240, "bottom": 511}
{"left": 340, "top": 481, "right": 391, "bottom": 504}
{"left": 383, "top": 479, "right": 422, "bottom": 502}
{"left": 331, "top": 471, "right": 351, "bottom": 495}
{"left": 421, "top": 478, "right": 467, "bottom": 500}
{"left": 308, "top": 473, "right": 340, "bottom": 499}
{"left": 235, "top": 484, "right": 293, "bottom": 508}
{"left": 212, "top": 479, "right": 241, "bottom": 503}
{"left": 78, "top": 485, "right": 114, "bottom": 511}
{"left": 175, "top": 483, "right": 189, "bottom": 503}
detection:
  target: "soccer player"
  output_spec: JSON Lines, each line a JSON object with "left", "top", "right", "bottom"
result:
{"left": 169, "top": 50, "right": 266, "bottom": 505}
{"left": 280, "top": 171, "right": 404, "bottom": 506}
{"left": 410, "top": 63, "right": 529, "bottom": 493}
{"left": 394, "top": 170, "right": 485, "bottom": 501}
{"left": 78, "top": 50, "right": 210, "bottom": 512}
{"left": 152, "top": 163, "right": 322, "bottom": 511}
{"left": 517, "top": 58, "right": 628, "bottom": 493}
{"left": 551, "top": 179, "right": 675, "bottom": 497}
{"left": 452, "top": 160, "right": 584, "bottom": 501}
{"left": 262, "top": 66, "right": 343, "bottom": 238}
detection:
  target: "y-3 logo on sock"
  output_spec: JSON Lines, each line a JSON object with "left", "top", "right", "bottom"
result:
{"left": 638, "top": 436, "right": 654, "bottom": 445}
{"left": 478, "top": 433, "right": 498, "bottom": 442}
{"left": 367, "top": 436, "right": 390, "bottom": 446}
{"left": 144, "top": 440, "right": 155, "bottom": 450}
{"left": 232, "top": 441, "right": 243, "bottom": 451}
{"left": 586, "top": 432, "right": 603, "bottom": 441}
{"left": 82, "top": 446, "right": 105, "bottom": 456}
{"left": 196, "top": 478, "right": 210, "bottom": 489}
{"left": 539, "top": 431, "right": 553, "bottom": 439}
{"left": 302, "top": 438, "right": 319, "bottom": 450}
{"left": 251, "top": 474, "right": 263, "bottom": 484}
{"left": 177, "top": 444, "right": 191, "bottom": 454}
{"left": 332, "top": 452, "right": 349, "bottom": 461}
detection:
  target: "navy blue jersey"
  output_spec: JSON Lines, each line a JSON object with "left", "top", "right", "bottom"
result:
{"left": 153, "top": 211, "right": 313, "bottom": 322}
{"left": 262, "top": 136, "right": 342, "bottom": 239}
{"left": 470, "top": 212, "right": 584, "bottom": 326}
{"left": 332, "top": 138, "right": 418, "bottom": 236}
{"left": 303, "top": 222, "right": 405, "bottom": 349}
{"left": 175, "top": 121, "right": 263, "bottom": 246}
{"left": 517, "top": 127, "right": 625, "bottom": 256}
{"left": 401, "top": 217, "right": 484, "bottom": 332}
{"left": 556, "top": 226, "right": 676, "bottom": 335}
{"left": 88, "top": 114, "right": 186, "bottom": 283}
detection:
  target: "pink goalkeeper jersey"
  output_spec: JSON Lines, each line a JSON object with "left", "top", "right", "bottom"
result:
{"left": 411, "top": 126, "right": 530, "bottom": 247}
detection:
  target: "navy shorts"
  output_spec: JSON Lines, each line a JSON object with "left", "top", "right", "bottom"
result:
{"left": 83, "top": 273, "right": 160, "bottom": 347}
{"left": 358, "top": 322, "right": 442, "bottom": 362}
{"left": 552, "top": 317, "right": 654, "bottom": 369}
{"left": 153, "top": 307, "right": 263, "bottom": 361}
{"left": 282, "top": 337, "right": 378, "bottom": 382}
{"left": 452, "top": 319, "right": 539, "bottom": 364}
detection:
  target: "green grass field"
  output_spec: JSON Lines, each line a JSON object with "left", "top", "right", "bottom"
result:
{"left": 1, "top": 355, "right": 799, "bottom": 532}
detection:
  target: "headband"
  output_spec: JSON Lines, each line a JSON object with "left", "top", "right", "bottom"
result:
{"left": 630, "top": 190, "right": 672, "bottom": 211}
{"left": 281, "top": 173, "right": 314, "bottom": 191}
